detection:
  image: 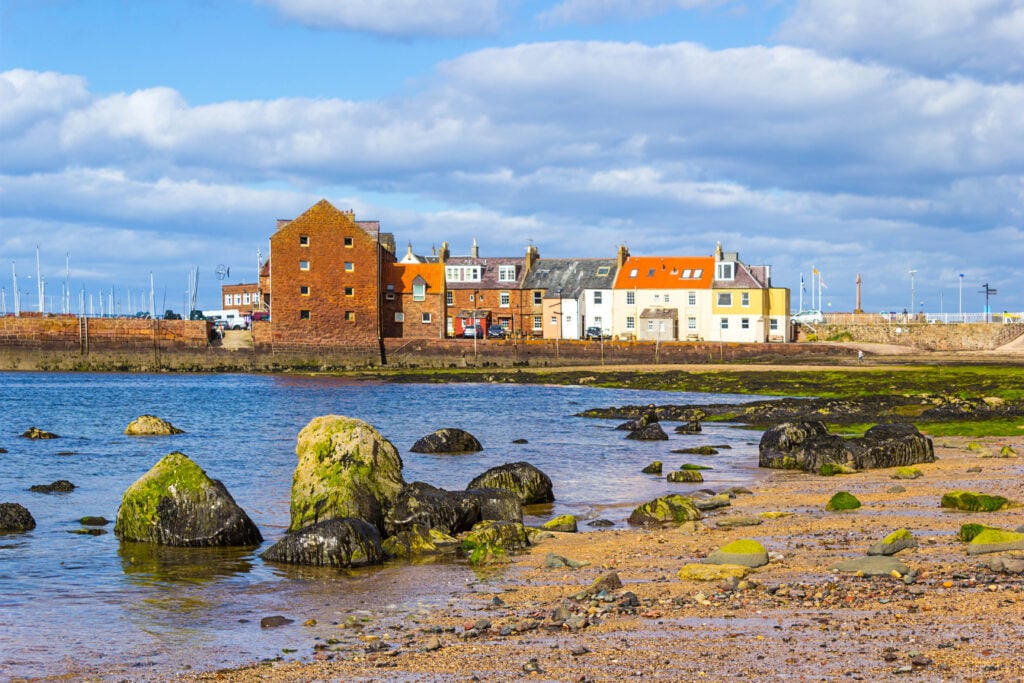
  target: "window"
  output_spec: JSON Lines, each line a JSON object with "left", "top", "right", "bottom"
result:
{"left": 688, "top": 317, "right": 697, "bottom": 330}
{"left": 647, "top": 269, "right": 655, "bottom": 277}
{"left": 300, "top": 285, "right": 310, "bottom": 295}
{"left": 626, "top": 316, "right": 635, "bottom": 330}
{"left": 681, "top": 269, "right": 692, "bottom": 278}
{"left": 550, "top": 315, "right": 557, "bottom": 325}
{"left": 741, "top": 318, "right": 750, "bottom": 329}
{"left": 720, "top": 317, "right": 729, "bottom": 330}
{"left": 629, "top": 269, "right": 638, "bottom": 278}
{"left": 299, "top": 260, "right": 309, "bottom": 271}
{"left": 394, "top": 312, "right": 404, "bottom": 322}
{"left": 770, "top": 318, "right": 779, "bottom": 331}
{"left": 647, "top": 320, "right": 654, "bottom": 331}
{"left": 500, "top": 291, "right": 510, "bottom": 307}
{"left": 446, "top": 291, "right": 453, "bottom": 306}
{"left": 299, "top": 310, "right": 310, "bottom": 320}
{"left": 345, "top": 287, "right": 354, "bottom": 297}
{"left": 445, "top": 266, "right": 482, "bottom": 282}
{"left": 596, "top": 266, "right": 610, "bottom": 277}
{"left": 243, "top": 293, "right": 250, "bottom": 305}
{"left": 653, "top": 294, "right": 660, "bottom": 303}
{"left": 421, "top": 312, "right": 432, "bottom": 323}
{"left": 594, "top": 316, "right": 602, "bottom": 326}
{"left": 469, "top": 294, "right": 474, "bottom": 302}
{"left": 693, "top": 269, "right": 703, "bottom": 278}
{"left": 717, "top": 292, "right": 732, "bottom": 306}
{"left": 664, "top": 294, "right": 670, "bottom": 303}
{"left": 741, "top": 292, "right": 750, "bottom": 307}
{"left": 413, "top": 283, "right": 426, "bottom": 301}
{"left": 344, "top": 262, "right": 354, "bottom": 272}
{"left": 533, "top": 315, "right": 542, "bottom": 331}
{"left": 385, "top": 292, "right": 395, "bottom": 301}
{"left": 626, "top": 291, "right": 635, "bottom": 305}
{"left": 344, "top": 311, "right": 355, "bottom": 322}
{"left": 533, "top": 291, "right": 542, "bottom": 305}
{"left": 299, "top": 235, "right": 309, "bottom": 246}
{"left": 688, "top": 291, "right": 696, "bottom": 306}
{"left": 593, "top": 291, "right": 602, "bottom": 305}
{"left": 344, "top": 237, "right": 353, "bottom": 247}
{"left": 224, "top": 294, "right": 231, "bottom": 306}
{"left": 716, "top": 262, "right": 734, "bottom": 280}
{"left": 498, "top": 265, "right": 516, "bottom": 282}
{"left": 233, "top": 294, "right": 241, "bottom": 305}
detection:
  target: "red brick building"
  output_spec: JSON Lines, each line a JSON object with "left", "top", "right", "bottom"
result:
{"left": 381, "top": 261, "right": 446, "bottom": 338}
{"left": 268, "top": 200, "right": 395, "bottom": 347}
{"left": 219, "top": 282, "right": 261, "bottom": 314}
{"left": 442, "top": 241, "right": 538, "bottom": 337}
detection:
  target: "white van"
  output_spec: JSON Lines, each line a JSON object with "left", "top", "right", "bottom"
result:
{"left": 202, "top": 309, "right": 249, "bottom": 329}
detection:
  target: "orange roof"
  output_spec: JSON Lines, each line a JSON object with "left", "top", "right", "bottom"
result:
{"left": 384, "top": 262, "right": 444, "bottom": 293}
{"left": 613, "top": 256, "right": 715, "bottom": 289}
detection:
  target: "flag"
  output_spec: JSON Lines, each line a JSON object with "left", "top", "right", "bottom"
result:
{"left": 800, "top": 273, "right": 805, "bottom": 292}
{"left": 812, "top": 267, "right": 819, "bottom": 275}
{"left": 820, "top": 276, "right": 827, "bottom": 289}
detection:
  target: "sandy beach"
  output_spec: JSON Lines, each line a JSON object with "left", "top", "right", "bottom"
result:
{"left": 177, "top": 432, "right": 1024, "bottom": 683}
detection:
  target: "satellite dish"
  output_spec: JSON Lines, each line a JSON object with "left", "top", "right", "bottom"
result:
{"left": 216, "top": 264, "right": 228, "bottom": 281}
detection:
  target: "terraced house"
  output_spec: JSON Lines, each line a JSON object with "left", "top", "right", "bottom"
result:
{"left": 441, "top": 240, "right": 534, "bottom": 337}
{"left": 520, "top": 257, "right": 620, "bottom": 340}
{"left": 710, "top": 243, "right": 790, "bottom": 342}
{"left": 612, "top": 254, "right": 716, "bottom": 341}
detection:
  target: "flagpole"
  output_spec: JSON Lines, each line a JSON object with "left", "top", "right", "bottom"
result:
{"left": 799, "top": 272, "right": 803, "bottom": 311}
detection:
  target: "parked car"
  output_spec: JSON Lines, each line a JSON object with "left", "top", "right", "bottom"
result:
{"left": 585, "top": 326, "right": 610, "bottom": 340}
{"left": 486, "top": 324, "right": 506, "bottom": 339}
{"left": 791, "top": 310, "right": 825, "bottom": 324}
{"left": 462, "top": 324, "right": 485, "bottom": 338}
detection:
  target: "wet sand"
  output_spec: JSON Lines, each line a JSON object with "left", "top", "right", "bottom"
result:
{"left": 177, "top": 434, "right": 1024, "bottom": 683}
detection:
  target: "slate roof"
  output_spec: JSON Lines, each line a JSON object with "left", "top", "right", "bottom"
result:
{"left": 444, "top": 256, "right": 527, "bottom": 290}
{"left": 713, "top": 261, "right": 771, "bottom": 289}
{"left": 520, "top": 258, "right": 618, "bottom": 299}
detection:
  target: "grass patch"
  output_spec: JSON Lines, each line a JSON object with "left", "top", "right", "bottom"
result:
{"left": 918, "top": 418, "right": 1024, "bottom": 437}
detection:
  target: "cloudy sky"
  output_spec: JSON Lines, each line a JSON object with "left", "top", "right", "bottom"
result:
{"left": 3, "top": 0, "right": 1023, "bottom": 315}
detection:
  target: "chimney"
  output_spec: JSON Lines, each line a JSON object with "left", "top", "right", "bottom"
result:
{"left": 405, "top": 241, "right": 414, "bottom": 260}
{"left": 525, "top": 244, "right": 539, "bottom": 272}
{"left": 616, "top": 244, "right": 629, "bottom": 269}
{"left": 715, "top": 242, "right": 723, "bottom": 261}
{"left": 439, "top": 241, "right": 449, "bottom": 263}
{"left": 471, "top": 237, "right": 479, "bottom": 259}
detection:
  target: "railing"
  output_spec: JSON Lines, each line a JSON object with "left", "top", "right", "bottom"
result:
{"left": 823, "top": 312, "right": 1023, "bottom": 325}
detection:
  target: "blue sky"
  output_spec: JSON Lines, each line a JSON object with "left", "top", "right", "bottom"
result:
{"left": 3, "top": 0, "right": 1024, "bottom": 315}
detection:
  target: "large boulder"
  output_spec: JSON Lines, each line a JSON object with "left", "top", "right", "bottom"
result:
{"left": 261, "top": 518, "right": 383, "bottom": 567}
{"left": 383, "top": 482, "right": 522, "bottom": 538}
{"left": 0, "top": 502, "right": 36, "bottom": 532}
{"left": 410, "top": 428, "right": 482, "bottom": 454}
{"left": 626, "top": 423, "right": 669, "bottom": 441}
{"left": 114, "top": 452, "right": 262, "bottom": 547}
{"left": 21, "top": 427, "right": 58, "bottom": 439}
{"left": 124, "top": 415, "right": 184, "bottom": 436}
{"left": 467, "top": 461, "right": 554, "bottom": 505}
{"left": 288, "top": 416, "right": 405, "bottom": 534}
{"left": 759, "top": 421, "right": 934, "bottom": 473}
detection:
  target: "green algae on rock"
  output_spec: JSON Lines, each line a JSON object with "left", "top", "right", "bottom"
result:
{"left": 114, "top": 451, "right": 262, "bottom": 547}
{"left": 541, "top": 514, "right": 578, "bottom": 533}
{"left": 966, "top": 528, "right": 1024, "bottom": 556}
{"left": 124, "top": 415, "right": 184, "bottom": 436}
{"left": 940, "top": 490, "right": 1010, "bottom": 512}
{"left": 678, "top": 563, "right": 750, "bottom": 581}
{"left": 288, "top": 415, "right": 405, "bottom": 534}
{"left": 667, "top": 470, "right": 704, "bottom": 483}
{"left": 641, "top": 461, "right": 663, "bottom": 475}
{"left": 825, "top": 491, "right": 861, "bottom": 511}
{"left": 958, "top": 523, "right": 1001, "bottom": 542}
{"left": 891, "top": 466, "right": 923, "bottom": 480}
{"left": 628, "top": 494, "right": 703, "bottom": 527}
{"left": 867, "top": 528, "right": 918, "bottom": 556}
{"left": 704, "top": 539, "right": 769, "bottom": 568}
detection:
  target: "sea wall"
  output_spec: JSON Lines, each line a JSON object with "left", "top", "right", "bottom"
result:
{"left": 803, "top": 322, "right": 1024, "bottom": 351}
{"left": 0, "top": 315, "right": 210, "bottom": 352}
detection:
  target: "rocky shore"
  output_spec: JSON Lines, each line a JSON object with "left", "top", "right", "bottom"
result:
{"left": 174, "top": 433, "right": 1024, "bottom": 683}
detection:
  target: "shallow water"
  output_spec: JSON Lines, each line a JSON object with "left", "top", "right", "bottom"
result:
{"left": 0, "top": 372, "right": 768, "bottom": 679}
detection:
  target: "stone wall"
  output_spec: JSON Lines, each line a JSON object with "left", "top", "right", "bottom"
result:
{"left": 0, "top": 315, "right": 210, "bottom": 351}
{"left": 803, "top": 322, "right": 1024, "bottom": 351}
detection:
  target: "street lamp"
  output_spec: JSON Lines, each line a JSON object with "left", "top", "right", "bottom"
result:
{"left": 958, "top": 273, "right": 964, "bottom": 320}
{"left": 908, "top": 270, "right": 916, "bottom": 320}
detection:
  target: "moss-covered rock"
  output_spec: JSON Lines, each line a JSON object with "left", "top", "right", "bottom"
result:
{"left": 891, "top": 467, "right": 923, "bottom": 480}
{"left": 541, "top": 514, "right": 578, "bottom": 533}
{"left": 819, "top": 463, "right": 858, "bottom": 476}
{"left": 466, "top": 462, "right": 553, "bottom": 505}
{"left": 830, "top": 556, "right": 909, "bottom": 577}
{"left": 704, "top": 539, "right": 769, "bottom": 568}
{"left": 0, "top": 502, "right": 35, "bottom": 532}
{"left": 262, "top": 518, "right": 383, "bottom": 567}
{"left": 940, "top": 491, "right": 1010, "bottom": 512}
{"left": 667, "top": 470, "right": 704, "bottom": 483}
{"left": 678, "top": 563, "right": 750, "bottom": 581}
{"left": 825, "top": 491, "right": 861, "bottom": 511}
{"left": 21, "top": 427, "right": 58, "bottom": 439}
{"left": 641, "top": 461, "right": 663, "bottom": 475}
{"left": 958, "top": 523, "right": 1000, "bottom": 542}
{"left": 673, "top": 445, "right": 718, "bottom": 455}
{"left": 867, "top": 528, "right": 918, "bottom": 556}
{"left": 382, "top": 525, "right": 459, "bottom": 558}
{"left": 967, "top": 528, "right": 1024, "bottom": 556}
{"left": 114, "top": 452, "right": 262, "bottom": 547}
{"left": 627, "top": 494, "right": 702, "bottom": 527}
{"left": 124, "top": 415, "right": 184, "bottom": 436}
{"left": 461, "top": 520, "right": 530, "bottom": 555}
{"left": 288, "top": 415, "right": 405, "bottom": 534}
{"left": 998, "top": 445, "right": 1018, "bottom": 458}
{"left": 680, "top": 463, "right": 712, "bottom": 471}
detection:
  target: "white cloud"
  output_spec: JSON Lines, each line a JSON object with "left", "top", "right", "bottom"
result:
{"left": 778, "top": 0, "right": 1024, "bottom": 80}
{"left": 537, "top": 0, "right": 732, "bottom": 26}
{"left": 255, "top": 0, "right": 506, "bottom": 37}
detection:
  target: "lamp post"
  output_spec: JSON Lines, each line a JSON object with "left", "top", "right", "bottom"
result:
{"left": 908, "top": 270, "right": 916, "bottom": 321}
{"left": 958, "top": 273, "right": 964, "bottom": 320}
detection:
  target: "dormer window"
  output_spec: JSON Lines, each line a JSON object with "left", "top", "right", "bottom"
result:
{"left": 716, "top": 262, "right": 735, "bottom": 280}
{"left": 498, "top": 265, "right": 516, "bottom": 282}
{"left": 596, "top": 266, "right": 610, "bottom": 277}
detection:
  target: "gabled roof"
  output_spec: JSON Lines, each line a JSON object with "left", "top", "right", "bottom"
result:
{"left": 713, "top": 261, "right": 770, "bottom": 289}
{"left": 613, "top": 256, "right": 715, "bottom": 289}
{"left": 444, "top": 256, "right": 527, "bottom": 289}
{"left": 521, "top": 258, "right": 618, "bottom": 298}
{"left": 272, "top": 199, "right": 384, "bottom": 245}
{"left": 639, "top": 307, "right": 679, "bottom": 319}
{"left": 383, "top": 262, "right": 444, "bottom": 293}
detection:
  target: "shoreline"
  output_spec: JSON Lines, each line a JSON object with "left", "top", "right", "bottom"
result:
{"left": 162, "top": 433, "right": 1024, "bottom": 683}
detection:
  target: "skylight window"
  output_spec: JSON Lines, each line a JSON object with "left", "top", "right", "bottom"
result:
{"left": 682, "top": 269, "right": 692, "bottom": 278}
{"left": 629, "top": 269, "right": 638, "bottom": 278}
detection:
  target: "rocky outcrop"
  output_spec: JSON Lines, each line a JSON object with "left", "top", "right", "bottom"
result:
{"left": 410, "top": 428, "right": 482, "bottom": 454}
{"left": 114, "top": 452, "right": 262, "bottom": 547}
{"left": 466, "top": 462, "right": 554, "bottom": 505}
{"left": 541, "top": 514, "right": 578, "bottom": 533}
{"left": 759, "top": 421, "right": 934, "bottom": 473}
{"left": 21, "top": 427, "right": 58, "bottom": 439}
{"left": 628, "top": 494, "right": 702, "bottom": 527}
{"left": 825, "top": 491, "right": 861, "bottom": 511}
{"left": 941, "top": 491, "right": 1010, "bottom": 512}
{"left": 383, "top": 482, "right": 522, "bottom": 538}
{"left": 262, "top": 518, "right": 383, "bottom": 567}
{"left": 0, "top": 502, "right": 35, "bottom": 532}
{"left": 124, "top": 415, "right": 184, "bottom": 436}
{"left": 625, "top": 423, "right": 668, "bottom": 441}
{"left": 288, "top": 416, "right": 405, "bottom": 534}
{"left": 29, "top": 480, "right": 76, "bottom": 494}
